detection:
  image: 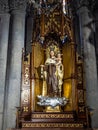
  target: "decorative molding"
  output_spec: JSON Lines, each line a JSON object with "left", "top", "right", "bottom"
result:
{"left": 24, "top": 65, "right": 30, "bottom": 85}
{"left": 77, "top": 61, "right": 86, "bottom": 116}
{"left": 9, "top": 0, "right": 27, "bottom": 12}
{"left": 79, "top": 106, "right": 85, "bottom": 112}
{"left": 23, "top": 106, "right": 29, "bottom": 112}
{"left": 32, "top": 113, "right": 74, "bottom": 119}
{"left": 78, "top": 90, "right": 84, "bottom": 103}
{"left": 22, "top": 122, "right": 84, "bottom": 128}
{"left": 21, "top": 53, "right": 31, "bottom": 113}
{"left": 0, "top": 0, "right": 9, "bottom": 13}
{"left": 77, "top": 65, "right": 83, "bottom": 86}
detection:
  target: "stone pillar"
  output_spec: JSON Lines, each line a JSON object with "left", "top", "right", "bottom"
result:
{"left": 77, "top": 0, "right": 98, "bottom": 128}
{"left": 0, "top": 1, "right": 10, "bottom": 130}
{"left": 3, "top": 0, "right": 26, "bottom": 129}
{"left": 94, "top": 7, "right": 98, "bottom": 75}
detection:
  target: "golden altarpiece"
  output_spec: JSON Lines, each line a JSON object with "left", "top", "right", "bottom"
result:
{"left": 16, "top": 1, "right": 90, "bottom": 129}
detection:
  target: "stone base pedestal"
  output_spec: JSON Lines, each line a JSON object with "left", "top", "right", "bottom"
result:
{"left": 15, "top": 112, "right": 89, "bottom": 129}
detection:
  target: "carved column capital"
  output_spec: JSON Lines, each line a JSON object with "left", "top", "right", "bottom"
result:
{"left": 0, "top": 0, "right": 9, "bottom": 13}
{"left": 78, "top": 0, "right": 89, "bottom": 6}
{"left": 9, "top": 0, "right": 27, "bottom": 12}
{"left": 77, "top": 0, "right": 96, "bottom": 11}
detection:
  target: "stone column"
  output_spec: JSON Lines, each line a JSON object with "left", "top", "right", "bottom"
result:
{"left": 3, "top": 0, "right": 26, "bottom": 129}
{"left": 77, "top": 0, "right": 98, "bottom": 128}
{"left": 0, "top": 1, "right": 10, "bottom": 130}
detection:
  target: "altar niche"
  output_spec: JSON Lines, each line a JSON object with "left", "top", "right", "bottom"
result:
{"left": 32, "top": 41, "right": 70, "bottom": 112}
{"left": 16, "top": 3, "right": 90, "bottom": 129}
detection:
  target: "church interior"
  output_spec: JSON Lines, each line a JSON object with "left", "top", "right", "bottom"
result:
{"left": 0, "top": 0, "right": 98, "bottom": 130}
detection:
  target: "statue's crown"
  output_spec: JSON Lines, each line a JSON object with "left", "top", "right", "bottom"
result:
{"left": 50, "top": 46, "right": 55, "bottom": 52}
